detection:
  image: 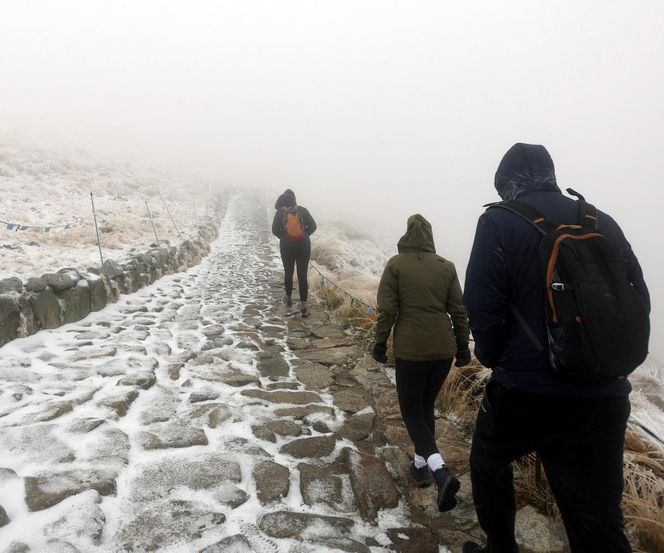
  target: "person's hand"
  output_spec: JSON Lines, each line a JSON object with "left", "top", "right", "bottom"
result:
{"left": 455, "top": 343, "right": 471, "bottom": 367}
{"left": 372, "top": 342, "right": 388, "bottom": 364}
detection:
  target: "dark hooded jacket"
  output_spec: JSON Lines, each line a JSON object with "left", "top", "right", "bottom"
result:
{"left": 271, "top": 190, "right": 317, "bottom": 247}
{"left": 375, "top": 214, "right": 469, "bottom": 361}
{"left": 464, "top": 143, "right": 650, "bottom": 397}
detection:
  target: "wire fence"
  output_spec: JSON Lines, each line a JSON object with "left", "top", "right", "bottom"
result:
{"left": 309, "top": 260, "right": 377, "bottom": 313}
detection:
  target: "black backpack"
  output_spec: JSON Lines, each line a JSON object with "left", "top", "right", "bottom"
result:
{"left": 489, "top": 190, "right": 649, "bottom": 383}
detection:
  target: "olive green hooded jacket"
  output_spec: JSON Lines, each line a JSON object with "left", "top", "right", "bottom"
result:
{"left": 375, "top": 214, "right": 469, "bottom": 361}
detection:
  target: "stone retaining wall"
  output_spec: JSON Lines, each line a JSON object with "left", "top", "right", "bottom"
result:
{"left": 0, "top": 222, "right": 219, "bottom": 347}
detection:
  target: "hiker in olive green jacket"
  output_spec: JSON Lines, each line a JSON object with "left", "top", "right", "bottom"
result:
{"left": 373, "top": 214, "right": 471, "bottom": 513}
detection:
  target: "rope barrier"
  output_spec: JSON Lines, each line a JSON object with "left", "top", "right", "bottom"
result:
{"left": 0, "top": 215, "right": 85, "bottom": 232}
{"left": 309, "top": 260, "right": 377, "bottom": 314}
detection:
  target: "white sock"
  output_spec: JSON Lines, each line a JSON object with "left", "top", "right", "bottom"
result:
{"left": 427, "top": 453, "right": 445, "bottom": 472}
{"left": 413, "top": 455, "right": 427, "bottom": 469}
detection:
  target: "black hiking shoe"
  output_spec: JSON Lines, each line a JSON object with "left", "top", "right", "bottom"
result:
{"left": 300, "top": 301, "right": 309, "bottom": 317}
{"left": 462, "top": 542, "right": 487, "bottom": 553}
{"left": 282, "top": 295, "right": 293, "bottom": 307}
{"left": 433, "top": 465, "right": 460, "bottom": 512}
{"left": 410, "top": 463, "right": 432, "bottom": 487}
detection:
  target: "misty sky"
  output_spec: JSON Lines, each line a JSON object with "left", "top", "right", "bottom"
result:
{"left": 1, "top": 1, "right": 663, "bottom": 358}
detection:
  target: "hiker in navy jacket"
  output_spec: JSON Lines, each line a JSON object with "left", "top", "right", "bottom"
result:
{"left": 272, "top": 189, "right": 317, "bottom": 317}
{"left": 462, "top": 144, "right": 649, "bottom": 553}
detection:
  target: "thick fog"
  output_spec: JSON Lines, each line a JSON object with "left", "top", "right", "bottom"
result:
{"left": 1, "top": 1, "right": 663, "bottom": 358}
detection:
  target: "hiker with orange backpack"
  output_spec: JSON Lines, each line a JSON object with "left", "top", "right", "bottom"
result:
{"left": 272, "top": 189, "right": 317, "bottom": 317}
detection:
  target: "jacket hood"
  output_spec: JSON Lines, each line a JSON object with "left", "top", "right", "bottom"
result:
{"left": 275, "top": 189, "right": 296, "bottom": 209}
{"left": 495, "top": 143, "right": 560, "bottom": 200}
{"left": 397, "top": 214, "right": 436, "bottom": 254}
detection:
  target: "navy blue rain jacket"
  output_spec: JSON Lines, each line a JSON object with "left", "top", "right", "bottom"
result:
{"left": 464, "top": 143, "right": 650, "bottom": 397}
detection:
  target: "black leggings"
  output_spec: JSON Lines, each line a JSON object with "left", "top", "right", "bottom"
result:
{"left": 280, "top": 241, "right": 311, "bottom": 302}
{"left": 395, "top": 358, "right": 452, "bottom": 458}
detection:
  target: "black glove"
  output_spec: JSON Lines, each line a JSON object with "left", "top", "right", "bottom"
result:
{"left": 455, "top": 343, "right": 471, "bottom": 367}
{"left": 372, "top": 342, "right": 388, "bottom": 364}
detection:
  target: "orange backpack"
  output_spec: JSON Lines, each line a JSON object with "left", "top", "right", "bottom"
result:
{"left": 282, "top": 207, "right": 306, "bottom": 242}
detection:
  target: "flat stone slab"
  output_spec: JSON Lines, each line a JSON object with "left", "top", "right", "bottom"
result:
{"left": 298, "top": 346, "right": 361, "bottom": 366}
{"left": 332, "top": 388, "right": 371, "bottom": 414}
{"left": 311, "top": 324, "right": 347, "bottom": 339}
{"left": 294, "top": 361, "right": 333, "bottom": 389}
{"left": 253, "top": 460, "right": 290, "bottom": 505}
{"left": 189, "top": 390, "right": 220, "bottom": 403}
{"left": 129, "top": 454, "right": 242, "bottom": 501}
{"left": 116, "top": 371, "right": 156, "bottom": 390}
{"left": 345, "top": 449, "right": 399, "bottom": 522}
{"left": 136, "top": 424, "right": 208, "bottom": 450}
{"left": 185, "top": 403, "right": 232, "bottom": 429}
{"left": 280, "top": 435, "right": 337, "bottom": 458}
{"left": 259, "top": 510, "right": 354, "bottom": 539}
{"left": 274, "top": 405, "right": 335, "bottom": 419}
{"left": 220, "top": 371, "right": 260, "bottom": 387}
{"left": 98, "top": 389, "right": 139, "bottom": 417}
{"left": 256, "top": 354, "right": 290, "bottom": 378}
{"left": 200, "top": 535, "right": 251, "bottom": 553}
{"left": 265, "top": 419, "right": 302, "bottom": 437}
{"left": 25, "top": 470, "right": 117, "bottom": 511}
{"left": 116, "top": 498, "right": 225, "bottom": 552}
{"left": 386, "top": 528, "right": 439, "bottom": 553}
{"left": 299, "top": 463, "right": 342, "bottom": 506}
{"left": 241, "top": 389, "right": 322, "bottom": 405}
{"left": 337, "top": 410, "right": 375, "bottom": 442}
{"left": 212, "top": 482, "right": 249, "bottom": 509}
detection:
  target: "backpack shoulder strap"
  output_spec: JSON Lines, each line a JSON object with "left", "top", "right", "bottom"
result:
{"left": 487, "top": 199, "right": 556, "bottom": 234}
{"left": 566, "top": 188, "right": 598, "bottom": 230}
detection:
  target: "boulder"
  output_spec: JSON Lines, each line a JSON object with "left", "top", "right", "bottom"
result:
{"left": 42, "top": 272, "right": 75, "bottom": 292}
{"left": 29, "top": 287, "right": 62, "bottom": 329}
{"left": 57, "top": 283, "right": 91, "bottom": 324}
{"left": 84, "top": 273, "right": 107, "bottom": 312}
{"left": 0, "top": 277, "right": 22, "bottom": 293}
{"left": 25, "top": 276, "right": 47, "bottom": 292}
{"left": 0, "top": 294, "right": 21, "bottom": 346}
{"left": 515, "top": 505, "right": 569, "bottom": 552}
{"left": 0, "top": 504, "right": 9, "bottom": 527}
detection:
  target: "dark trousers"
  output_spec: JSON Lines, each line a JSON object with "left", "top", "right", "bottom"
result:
{"left": 395, "top": 358, "right": 452, "bottom": 458}
{"left": 470, "top": 380, "right": 632, "bottom": 553}
{"left": 280, "top": 241, "right": 311, "bottom": 302}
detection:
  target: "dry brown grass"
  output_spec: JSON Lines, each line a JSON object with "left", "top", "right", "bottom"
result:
{"left": 622, "top": 429, "right": 664, "bottom": 552}
{"left": 438, "top": 362, "right": 664, "bottom": 552}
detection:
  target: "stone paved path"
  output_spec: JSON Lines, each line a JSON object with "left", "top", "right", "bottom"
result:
{"left": 1, "top": 195, "right": 551, "bottom": 553}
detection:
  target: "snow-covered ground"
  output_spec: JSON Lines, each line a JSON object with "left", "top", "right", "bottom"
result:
{"left": 0, "top": 140, "right": 220, "bottom": 280}
{"left": 1, "top": 195, "right": 451, "bottom": 553}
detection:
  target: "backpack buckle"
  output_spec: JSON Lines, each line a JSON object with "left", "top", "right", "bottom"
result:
{"left": 551, "top": 283, "right": 566, "bottom": 292}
